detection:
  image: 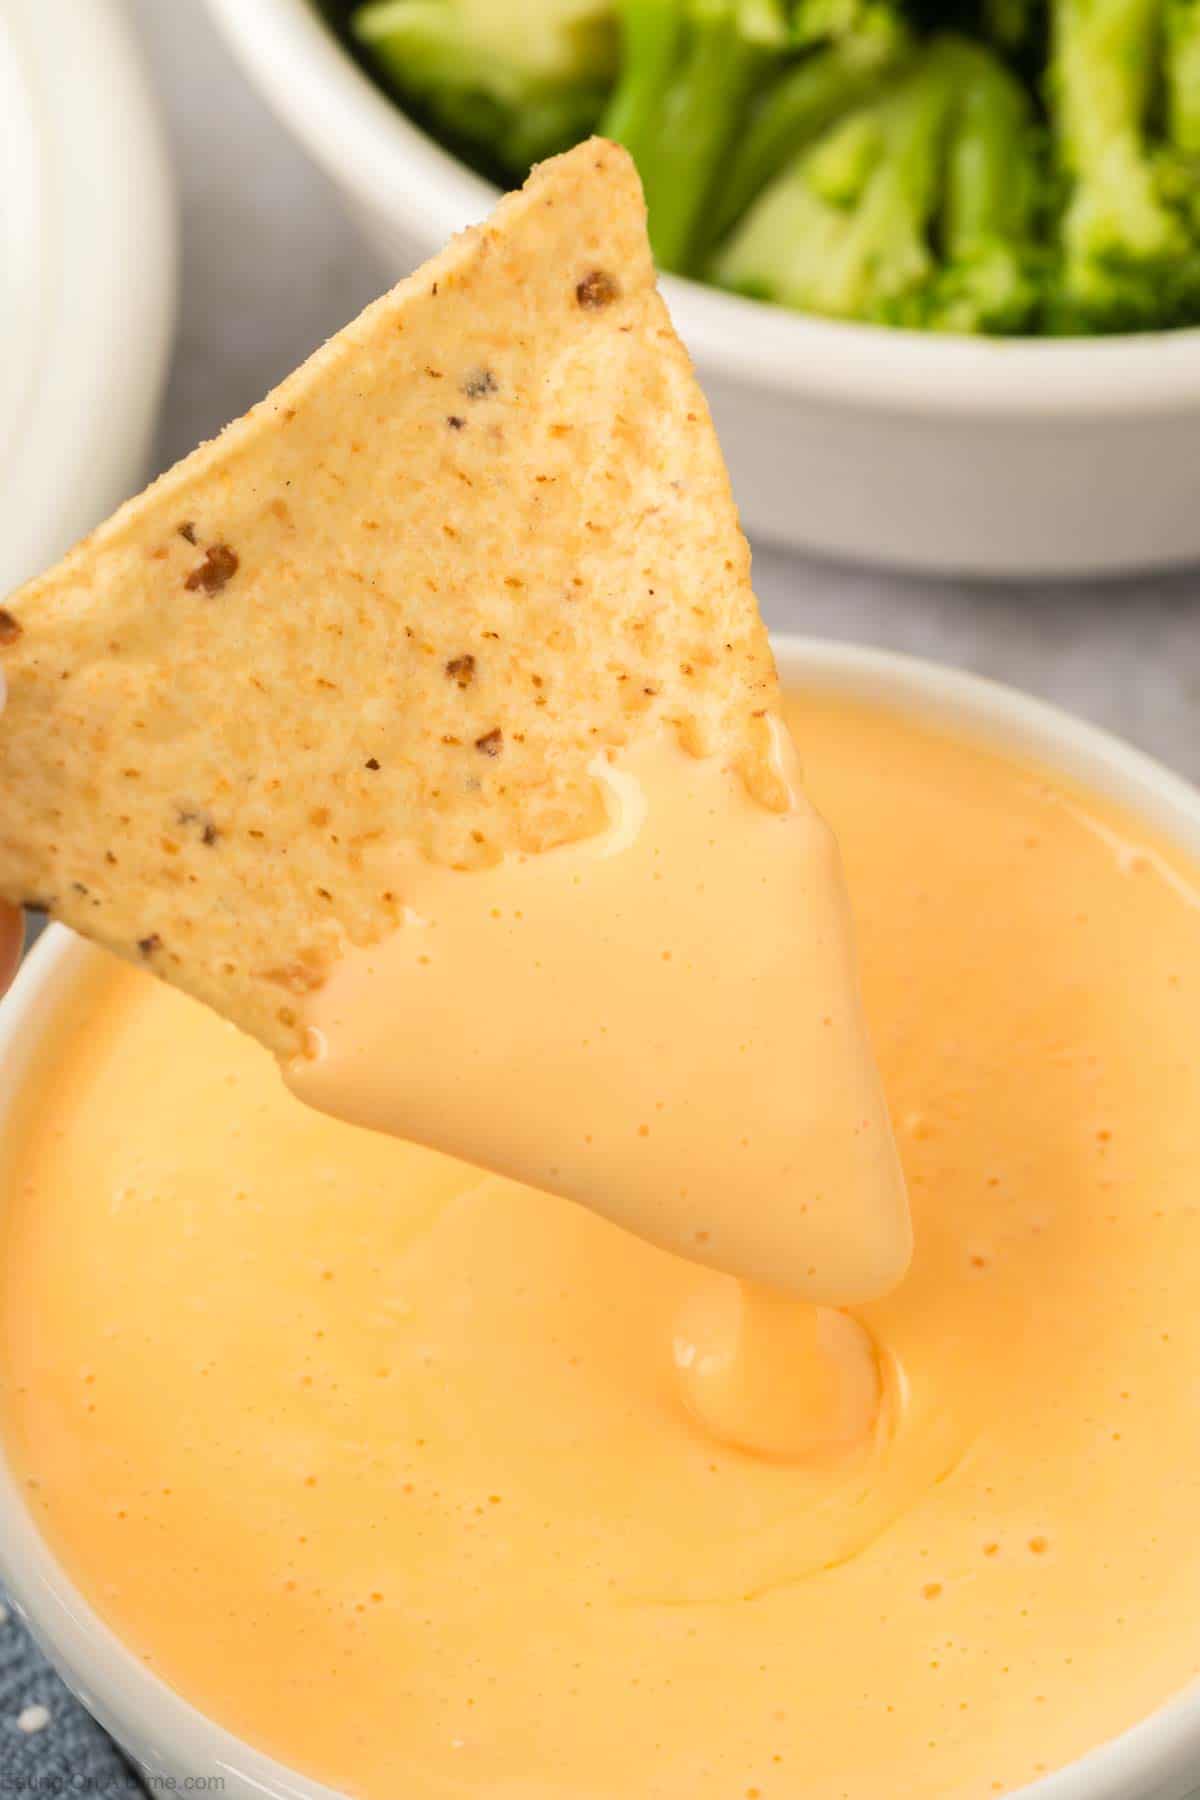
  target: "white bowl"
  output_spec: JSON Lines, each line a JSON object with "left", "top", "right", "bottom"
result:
{"left": 0, "top": 0, "right": 176, "bottom": 599}
{"left": 200, "top": 0, "right": 1200, "bottom": 578}
{"left": 2, "top": 636, "right": 1200, "bottom": 1799}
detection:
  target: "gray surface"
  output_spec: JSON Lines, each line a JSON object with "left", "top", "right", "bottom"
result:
{"left": 135, "top": 0, "right": 1197, "bottom": 775}
{"left": 0, "top": 1607, "right": 141, "bottom": 1795}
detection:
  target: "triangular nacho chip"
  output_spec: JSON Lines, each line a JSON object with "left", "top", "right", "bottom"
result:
{"left": 0, "top": 140, "right": 780, "bottom": 1055}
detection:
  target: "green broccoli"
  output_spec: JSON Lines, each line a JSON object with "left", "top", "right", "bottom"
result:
{"left": 920, "top": 42, "right": 1043, "bottom": 331}
{"left": 349, "top": 0, "right": 1200, "bottom": 338}
{"left": 982, "top": 0, "right": 1045, "bottom": 49}
{"left": 708, "top": 22, "right": 909, "bottom": 244}
{"left": 790, "top": 0, "right": 904, "bottom": 48}
{"left": 1165, "top": 0, "right": 1200, "bottom": 151}
{"left": 352, "top": 0, "right": 616, "bottom": 174}
{"left": 710, "top": 39, "right": 959, "bottom": 322}
{"left": 599, "top": 0, "right": 790, "bottom": 272}
{"left": 1048, "top": 0, "right": 1194, "bottom": 329}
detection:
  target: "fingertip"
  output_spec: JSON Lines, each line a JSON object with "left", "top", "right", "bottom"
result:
{"left": 0, "top": 905, "right": 24, "bottom": 995}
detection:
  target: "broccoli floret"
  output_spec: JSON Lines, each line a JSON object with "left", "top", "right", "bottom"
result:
{"left": 708, "top": 22, "right": 909, "bottom": 242}
{"left": 984, "top": 0, "right": 1037, "bottom": 42}
{"left": 352, "top": 0, "right": 616, "bottom": 174}
{"left": 1165, "top": 0, "right": 1200, "bottom": 151}
{"left": 790, "top": 0, "right": 904, "bottom": 48}
{"left": 599, "top": 0, "right": 790, "bottom": 272}
{"left": 710, "top": 40, "right": 958, "bottom": 322}
{"left": 804, "top": 103, "right": 889, "bottom": 199}
{"left": 1048, "top": 0, "right": 1194, "bottom": 329}
{"left": 919, "top": 42, "right": 1044, "bottom": 332}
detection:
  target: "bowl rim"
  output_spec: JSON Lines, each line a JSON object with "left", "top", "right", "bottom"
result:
{"left": 3, "top": 634, "right": 1200, "bottom": 1800}
{"left": 202, "top": 0, "right": 1200, "bottom": 420}
{"left": 0, "top": 0, "right": 176, "bottom": 598}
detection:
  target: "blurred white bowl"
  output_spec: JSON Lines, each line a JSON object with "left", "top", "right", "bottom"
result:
{"left": 0, "top": 0, "right": 176, "bottom": 598}
{"left": 3, "top": 637, "right": 1200, "bottom": 1800}
{"left": 202, "top": 0, "right": 1200, "bottom": 577}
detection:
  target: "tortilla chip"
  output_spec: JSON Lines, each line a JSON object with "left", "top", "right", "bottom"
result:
{"left": 0, "top": 140, "right": 780, "bottom": 1056}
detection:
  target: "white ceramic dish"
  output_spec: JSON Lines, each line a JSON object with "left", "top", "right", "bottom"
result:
{"left": 1, "top": 636, "right": 1200, "bottom": 1797}
{"left": 201, "top": 0, "right": 1200, "bottom": 577}
{"left": 0, "top": 0, "right": 176, "bottom": 599}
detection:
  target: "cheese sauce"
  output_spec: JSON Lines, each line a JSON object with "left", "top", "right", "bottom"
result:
{"left": 286, "top": 727, "right": 909, "bottom": 1306}
{"left": 3, "top": 691, "right": 1200, "bottom": 1799}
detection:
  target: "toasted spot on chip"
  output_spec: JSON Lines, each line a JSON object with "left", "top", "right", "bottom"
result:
{"left": 576, "top": 269, "right": 620, "bottom": 309}
{"left": 259, "top": 961, "right": 327, "bottom": 995}
{"left": 185, "top": 545, "right": 239, "bottom": 595}
{"left": 462, "top": 368, "right": 498, "bottom": 399}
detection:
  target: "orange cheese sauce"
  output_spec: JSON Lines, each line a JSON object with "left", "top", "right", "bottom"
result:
{"left": 4, "top": 690, "right": 1200, "bottom": 1799}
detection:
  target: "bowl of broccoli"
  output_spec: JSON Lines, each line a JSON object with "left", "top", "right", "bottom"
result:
{"left": 205, "top": 0, "right": 1200, "bottom": 573}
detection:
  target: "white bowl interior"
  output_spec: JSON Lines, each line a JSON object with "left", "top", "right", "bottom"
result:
{"left": 2, "top": 638, "right": 1200, "bottom": 1799}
